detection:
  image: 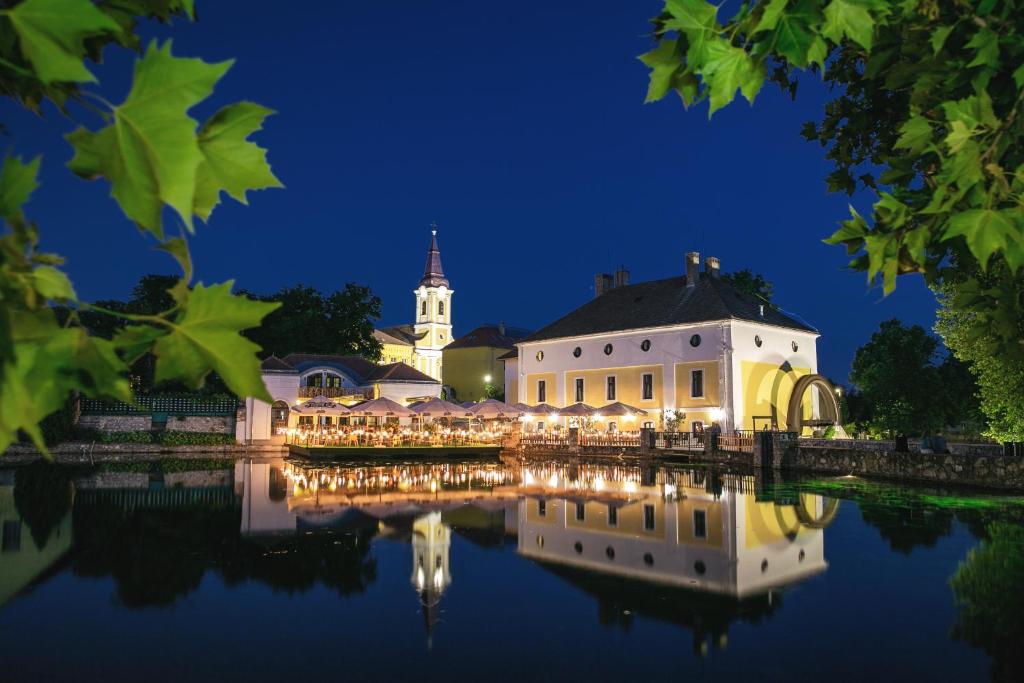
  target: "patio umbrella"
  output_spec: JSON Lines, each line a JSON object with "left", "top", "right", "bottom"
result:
{"left": 349, "top": 397, "right": 416, "bottom": 418}
{"left": 468, "top": 399, "right": 523, "bottom": 419}
{"left": 507, "top": 402, "right": 533, "bottom": 413}
{"left": 597, "top": 402, "right": 648, "bottom": 417}
{"left": 292, "top": 396, "right": 351, "bottom": 416}
{"left": 524, "top": 403, "right": 560, "bottom": 415}
{"left": 560, "top": 402, "right": 597, "bottom": 417}
{"left": 411, "top": 397, "right": 473, "bottom": 417}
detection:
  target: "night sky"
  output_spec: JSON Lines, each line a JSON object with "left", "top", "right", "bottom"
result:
{"left": 4, "top": 1, "right": 938, "bottom": 381}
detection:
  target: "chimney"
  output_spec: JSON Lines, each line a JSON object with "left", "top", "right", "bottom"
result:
{"left": 704, "top": 256, "right": 720, "bottom": 278}
{"left": 498, "top": 322, "right": 506, "bottom": 336}
{"left": 613, "top": 267, "right": 630, "bottom": 288}
{"left": 685, "top": 252, "right": 700, "bottom": 287}
{"left": 594, "top": 273, "right": 613, "bottom": 298}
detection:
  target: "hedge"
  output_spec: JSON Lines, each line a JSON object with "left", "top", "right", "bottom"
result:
{"left": 97, "top": 431, "right": 154, "bottom": 444}
{"left": 157, "top": 431, "right": 235, "bottom": 446}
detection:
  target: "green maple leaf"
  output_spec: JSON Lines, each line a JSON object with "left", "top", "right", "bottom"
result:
{"left": 193, "top": 102, "right": 283, "bottom": 221}
{"left": 943, "top": 208, "right": 1015, "bottom": 267}
{"left": 701, "top": 39, "right": 762, "bottom": 115}
{"left": 769, "top": 2, "right": 819, "bottom": 68}
{"left": 66, "top": 40, "right": 233, "bottom": 237}
{"left": 639, "top": 39, "right": 683, "bottom": 103}
{"left": 32, "top": 265, "right": 76, "bottom": 301}
{"left": 894, "top": 115, "right": 932, "bottom": 154}
{"left": 0, "top": 154, "right": 40, "bottom": 219}
{"left": 822, "top": 0, "right": 876, "bottom": 51}
{"left": 4, "top": 0, "right": 119, "bottom": 83}
{"left": 113, "top": 324, "right": 166, "bottom": 365}
{"left": 752, "top": 0, "right": 789, "bottom": 34}
{"left": 152, "top": 281, "right": 279, "bottom": 401}
{"left": 864, "top": 232, "right": 898, "bottom": 293}
{"left": 663, "top": 0, "right": 718, "bottom": 34}
{"left": 965, "top": 28, "right": 999, "bottom": 69}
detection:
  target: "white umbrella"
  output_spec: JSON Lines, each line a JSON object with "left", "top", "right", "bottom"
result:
{"left": 292, "top": 396, "right": 351, "bottom": 416}
{"left": 349, "top": 397, "right": 416, "bottom": 418}
{"left": 411, "top": 397, "right": 474, "bottom": 417}
{"left": 468, "top": 399, "right": 522, "bottom": 419}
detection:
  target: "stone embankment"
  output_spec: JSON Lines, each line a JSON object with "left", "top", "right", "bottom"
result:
{"left": 1, "top": 442, "right": 286, "bottom": 465}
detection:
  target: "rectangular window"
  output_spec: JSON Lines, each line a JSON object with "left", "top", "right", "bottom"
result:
{"left": 537, "top": 380, "right": 546, "bottom": 403}
{"left": 642, "top": 373, "right": 653, "bottom": 400}
{"left": 298, "top": 415, "right": 313, "bottom": 426}
{"left": 691, "top": 369, "right": 704, "bottom": 398}
{"left": 438, "top": 301, "right": 444, "bottom": 316}
{"left": 421, "top": 300, "right": 426, "bottom": 315}
{"left": 607, "top": 505, "right": 618, "bottom": 526}
{"left": 2, "top": 520, "right": 21, "bottom": 552}
{"left": 536, "top": 421, "right": 545, "bottom": 432}
{"left": 606, "top": 376, "right": 616, "bottom": 401}
{"left": 694, "top": 509, "right": 707, "bottom": 538}
{"left": 575, "top": 377, "right": 584, "bottom": 403}
{"left": 643, "top": 504, "right": 656, "bottom": 531}
{"left": 575, "top": 502, "right": 586, "bottom": 521}
{"left": 538, "top": 500, "right": 546, "bottom": 517}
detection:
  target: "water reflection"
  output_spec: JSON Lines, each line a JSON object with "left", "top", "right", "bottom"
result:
{"left": 0, "top": 457, "right": 1021, "bottom": 680}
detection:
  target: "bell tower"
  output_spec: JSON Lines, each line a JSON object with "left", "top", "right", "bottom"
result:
{"left": 412, "top": 226, "right": 452, "bottom": 381}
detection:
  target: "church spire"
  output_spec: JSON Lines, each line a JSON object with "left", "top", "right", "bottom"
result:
{"left": 419, "top": 223, "right": 449, "bottom": 287}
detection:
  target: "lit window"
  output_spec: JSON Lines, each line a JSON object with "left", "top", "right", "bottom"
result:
{"left": 536, "top": 350, "right": 544, "bottom": 361}
{"left": 606, "top": 376, "right": 616, "bottom": 400}
{"left": 694, "top": 509, "right": 707, "bottom": 538}
{"left": 537, "top": 380, "right": 546, "bottom": 403}
{"left": 642, "top": 373, "right": 653, "bottom": 400}
{"left": 691, "top": 369, "right": 704, "bottom": 398}
{"left": 575, "top": 377, "right": 584, "bottom": 403}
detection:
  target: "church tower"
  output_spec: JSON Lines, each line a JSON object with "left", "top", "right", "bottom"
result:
{"left": 412, "top": 228, "right": 452, "bottom": 381}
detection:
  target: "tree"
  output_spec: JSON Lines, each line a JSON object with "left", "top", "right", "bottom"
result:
{"left": 936, "top": 275, "right": 1024, "bottom": 442}
{"left": 0, "top": 2, "right": 283, "bottom": 454}
{"left": 850, "top": 319, "right": 945, "bottom": 437}
{"left": 242, "top": 284, "right": 383, "bottom": 360}
{"left": 639, "top": 1, "right": 1024, "bottom": 358}
{"left": 721, "top": 268, "right": 774, "bottom": 302}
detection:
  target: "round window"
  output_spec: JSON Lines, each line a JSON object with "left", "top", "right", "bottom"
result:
{"left": 761, "top": 559, "right": 769, "bottom": 573}
{"left": 694, "top": 560, "right": 706, "bottom": 575}
{"left": 791, "top": 341, "right": 799, "bottom": 353}
{"left": 690, "top": 334, "right": 701, "bottom": 348}
{"left": 604, "top": 343, "right": 613, "bottom": 355}
{"left": 573, "top": 346, "right": 581, "bottom": 358}
{"left": 754, "top": 335, "right": 762, "bottom": 348}
{"left": 798, "top": 549, "right": 805, "bottom": 562}
{"left": 643, "top": 552, "right": 654, "bottom": 566}
{"left": 640, "top": 339, "right": 651, "bottom": 352}
{"left": 605, "top": 546, "right": 616, "bottom": 560}
{"left": 574, "top": 541, "right": 583, "bottom": 554}
{"left": 536, "top": 535, "right": 544, "bottom": 548}
{"left": 536, "top": 350, "right": 544, "bottom": 361}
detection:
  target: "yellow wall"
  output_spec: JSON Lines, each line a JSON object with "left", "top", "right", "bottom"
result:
{"left": 564, "top": 365, "right": 663, "bottom": 409}
{"left": 566, "top": 499, "right": 665, "bottom": 538}
{"left": 379, "top": 342, "right": 414, "bottom": 365}
{"left": 739, "top": 360, "right": 812, "bottom": 431}
{"left": 744, "top": 497, "right": 805, "bottom": 548}
{"left": 442, "top": 346, "right": 510, "bottom": 402}
{"left": 673, "top": 361, "right": 720, "bottom": 409}
{"left": 525, "top": 372, "right": 557, "bottom": 405}
{"left": 676, "top": 498, "right": 724, "bottom": 548}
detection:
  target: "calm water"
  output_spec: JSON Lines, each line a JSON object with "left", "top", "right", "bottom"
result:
{"left": 1, "top": 456, "right": 1022, "bottom": 682}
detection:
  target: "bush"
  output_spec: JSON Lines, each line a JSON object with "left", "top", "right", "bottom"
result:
{"left": 158, "top": 431, "right": 235, "bottom": 447}
{"left": 98, "top": 431, "right": 154, "bottom": 444}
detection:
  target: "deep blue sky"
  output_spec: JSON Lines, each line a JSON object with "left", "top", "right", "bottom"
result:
{"left": 4, "top": 1, "right": 937, "bottom": 380}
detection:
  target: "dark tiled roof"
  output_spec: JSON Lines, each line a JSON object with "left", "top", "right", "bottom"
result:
{"left": 420, "top": 231, "right": 449, "bottom": 287}
{"left": 374, "top": 328, "right": 413, "bottom": 346}
{"left": 444, "top": 324, "right": 532, "bottom": 351}
{"left": 521, "top": 274, "right": 817, "bottom": 344}
{"left": 368, "top": 363, "right": 437, "bottom": 383}
{"left": 278, "top": 353, "right": 437, "bottom": 385}
{"left": 260, "top": 355, "right": 298, "bottom": 372}
{"left": 379, "top": 324, "right": 427, "bottom": 345}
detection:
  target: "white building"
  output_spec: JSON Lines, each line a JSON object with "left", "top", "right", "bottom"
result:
{"left": 508, "top": 252, "right": 840, "bottom": 434}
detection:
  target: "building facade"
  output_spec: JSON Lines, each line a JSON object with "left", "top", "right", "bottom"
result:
{"left": 512, "top": 252, "right": 831, "bottom": 434}
{"left": 442, "top": 324, "right": 531, "bottom": 402}
{"left": 374, "top": 230, "right": 453, "bottom": 382}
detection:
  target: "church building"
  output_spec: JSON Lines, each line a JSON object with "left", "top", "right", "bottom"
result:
{"left": 373, "top": 229, "right": 453, "bottom": 382}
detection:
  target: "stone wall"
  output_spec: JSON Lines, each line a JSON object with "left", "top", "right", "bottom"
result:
{"left": 798, "top": 437, "right": 1003, "bottom": 457}
{"left": 77, "top": 415, "right": 152, "bottom": 431}
{"left": 164, "top": 415, "right": 233, "bottom": 433}
{"left": 793, "top": 446, "right": 1024, "bottom": 490}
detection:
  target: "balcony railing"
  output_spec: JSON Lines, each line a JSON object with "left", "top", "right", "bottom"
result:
{"left": 298, "top": 386, "right": 373, "bottom": 399}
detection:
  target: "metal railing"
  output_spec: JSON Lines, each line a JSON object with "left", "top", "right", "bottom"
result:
{"left": 717, "top": 433, "right": 755, "bottom": 453}
{"left": 79, "top": 396, "right": 238, "bottom": 416}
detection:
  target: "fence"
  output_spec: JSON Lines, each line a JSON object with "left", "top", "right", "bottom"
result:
{"left": 79, "top": 396, "right": 238, "bottom": 416}
{"left": 717, "top": 431, "right": 755, "bottom": 453}
{"left": 654, "top": 432, "right": 705, "bottom": 453}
